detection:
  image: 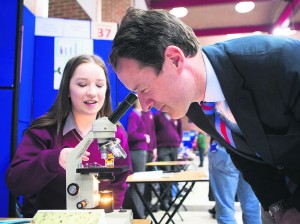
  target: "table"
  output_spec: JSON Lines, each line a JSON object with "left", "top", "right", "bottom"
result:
{"left": 127, "top": 170, "right": 208, "bottom": 224}
{"left": 0, "top": 218, "right": 151, "bottom": 224}
{"left": 133, "top": 219, "right": 152, "bottom": 224}
{"left": 146, "top": 160, "right": 193, "bottom": 216}
{"left": 146, "top": 161, "right": 191, "bottom": 166}
{"left": 146, "top": 160, "right": 191, "bottom": 173}
{"left": 146, "top": 160, "right": 191, "bottom": 168}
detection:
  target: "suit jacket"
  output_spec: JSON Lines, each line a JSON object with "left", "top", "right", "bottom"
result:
{"left": 187, "top": 35, "right": 300, "bottom": 210}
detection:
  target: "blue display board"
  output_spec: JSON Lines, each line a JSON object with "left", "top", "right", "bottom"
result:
{"left": 116, "top": 81, "right": 131, "bottom": 129}
{"left": 18, "top": 6, "right": 36, "bottom": 143}
{"left": 94, "top": 40, "right": 119, "bottom": 109}
{"left": 182, "top": 130, "right": 197, "bottom": 149}
{"left": 0, "top": 0, "right": 17, "bottom": 87}
{"left": 0, "top": 0, "right": 19, "bottom": 217}
{"left": 0, "top": 90, "right": 13, "bottom": 217}
{"left": 33, "top": 36, "right": 56, "bottom": 119}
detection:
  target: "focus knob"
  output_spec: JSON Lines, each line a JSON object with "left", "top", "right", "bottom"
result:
{"left": 67, "top": 183, "right": 79, "bottom": 196}
{"left": 77, "top": 200, "right": 87, "bottom": 209}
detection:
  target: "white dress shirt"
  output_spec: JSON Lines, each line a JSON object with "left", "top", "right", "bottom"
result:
{"left": 201, "top": 52, "right": 244, "bottom": 136}
{"left": 202, "top": 51, "right": 237, "bottom": 125}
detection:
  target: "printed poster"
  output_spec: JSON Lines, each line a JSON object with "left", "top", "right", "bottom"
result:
{"left": 54, "top": 37, "right": 93, "bottom": 89}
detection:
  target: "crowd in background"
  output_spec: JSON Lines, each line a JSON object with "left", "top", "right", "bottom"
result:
{"left": 125, "top": 99, "right": 210, "bottom": 218}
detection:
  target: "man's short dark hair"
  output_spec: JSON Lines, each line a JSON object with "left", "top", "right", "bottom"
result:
{"left": 109, "top": 8, "right": 200, "bottom": 74}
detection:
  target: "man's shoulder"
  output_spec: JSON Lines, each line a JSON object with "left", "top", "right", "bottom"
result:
{"left": 203, "top": 35, "right": 297, "bottom": 62}
{"left": 207, "top": 35, "right": 296, "bottom": 51}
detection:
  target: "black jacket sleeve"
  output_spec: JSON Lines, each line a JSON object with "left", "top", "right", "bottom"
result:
{"left": 228, "top": 149, "right": 291, "bottom": 210}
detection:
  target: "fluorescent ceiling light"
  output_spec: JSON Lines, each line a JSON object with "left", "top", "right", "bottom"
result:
{"left": 226, "top": 34, "right": 243, "bottom": 39}
{"left": 170, "top": 7, "right": 188, "bottom": 18}
{"left": 253, "top": 31, "right": 263, "bottom": 35}
{"left": 282, "top": 19, "right": 290, "bottom": 28}
{"left": 235, "top": 1, "right": 255, "bottom": 14}
{"left": 273, "top": 27, "right": 297, "bottom": 36}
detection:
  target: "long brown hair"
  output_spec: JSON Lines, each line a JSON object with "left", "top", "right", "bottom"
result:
{"left": 27, "top": 54, "right": 113, "bottom": 138}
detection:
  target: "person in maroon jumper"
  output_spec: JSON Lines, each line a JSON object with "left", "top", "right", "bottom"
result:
{"left": 154, "top": 111, "right": 183, "bottom": 209}
{"left": 142, "top": 109, "right": 158, "bottom": 213}
{"left": 126, "top": 99, "right": 149, "bottom": 218}
{"left": 155, "top": 112, "right": 183, "bottom": 170}
{"left": 6, "top": 54, "right": 131, "bottom": 217}
{"left": 142, "top": 110, "right": 157, "bottom": 165}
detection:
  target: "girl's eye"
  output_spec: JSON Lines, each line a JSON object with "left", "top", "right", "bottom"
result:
{"left": 97, "top": 84, "right": 104, "bottom": 88}
{"left": 78, "top": 83, "right": 86, "bottom": 87}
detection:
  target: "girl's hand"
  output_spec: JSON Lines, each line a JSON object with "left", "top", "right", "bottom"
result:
{"left": 59, "top": 148, "right": 90, "bottom": 169}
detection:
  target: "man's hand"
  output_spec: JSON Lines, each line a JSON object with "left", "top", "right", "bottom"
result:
{"left": 145, "top": 134, "right": 150, "bottom": 144}
{"left": 274, "top": 208, "right": 300, "bottom": 224}
{"left": 152, "top": 148, "right": 157, "bottom": 161}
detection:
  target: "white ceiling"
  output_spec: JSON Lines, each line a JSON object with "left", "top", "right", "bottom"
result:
{"left": 146, "top": 0, "right": 300, "bottom": 44}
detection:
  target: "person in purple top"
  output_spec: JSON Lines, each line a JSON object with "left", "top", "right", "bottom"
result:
{"left": 154, "top": 111, "right": 183, "bottom": 209}
{"left": 127, "top": 100, "right": 150, "bottom": 163}
{"left": 142, "top": 111, "right": 157, "bottom": 162}
{"left": 126, "top": 99, "right": 149, "bottom": 218}
{"left": 142, "top": 110, "right": 158, "bottom": 213}
{"left": 155, "top": 112, "right": 183, "bottom": 166}
{"left": 6, "top": 54, "right": 131, "bottom": 218}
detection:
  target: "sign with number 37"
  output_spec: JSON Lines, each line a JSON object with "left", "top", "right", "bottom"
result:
{"left": 91, "top": 21, "right": 118, "bottom": 40}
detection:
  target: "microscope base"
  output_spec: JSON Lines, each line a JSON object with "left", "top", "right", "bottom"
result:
{"left": 31, "top": 209, "right": 106, "bottom": 224}
{"left": 31, "top": 209, "right": 133, "bottom": 224}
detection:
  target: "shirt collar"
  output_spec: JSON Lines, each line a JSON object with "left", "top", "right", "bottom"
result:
{"left": 133, "top": 109, "right": 142, "bottom": 117}
{"left": 202, "top": 51, "right": 225, "bottom": 102}
{"left": 163, "top": 112, "right": 171, "bottom": 120}
{"left": 63, "top": 112, "right": 78, "bottom": 136}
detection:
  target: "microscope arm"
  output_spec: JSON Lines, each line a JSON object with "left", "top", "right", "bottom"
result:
{"left": 71, "top": 132, "right": 95, "bottom": 160}
{"left": 66, "top": 92, "right": 137, "bottom": 210}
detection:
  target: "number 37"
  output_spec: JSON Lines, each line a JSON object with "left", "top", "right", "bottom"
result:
{"left": 97, "top": 28, "right": 111, "bottom": 38}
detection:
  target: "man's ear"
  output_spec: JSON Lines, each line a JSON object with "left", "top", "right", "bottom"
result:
{"left": 164, "top": 46, "right": 185, "bottom": 74}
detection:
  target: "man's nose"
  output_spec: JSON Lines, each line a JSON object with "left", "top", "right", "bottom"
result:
{"left": 138, "top": 95, "right": 153, "bottom": 112}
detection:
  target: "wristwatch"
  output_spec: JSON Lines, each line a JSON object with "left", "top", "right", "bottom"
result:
{"left": 268, "top": 200, "right": 286, "bottom": 218}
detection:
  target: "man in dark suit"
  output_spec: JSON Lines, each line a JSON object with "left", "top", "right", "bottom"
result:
{"left": 109, "top": 8, "right": 300, "bottom": 224}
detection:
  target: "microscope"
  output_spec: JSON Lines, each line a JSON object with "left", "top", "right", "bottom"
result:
{"left": 66, "top": 92, "right": 137, "bottom": 210}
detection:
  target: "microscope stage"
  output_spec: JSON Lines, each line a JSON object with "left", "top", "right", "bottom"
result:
{"left": 76, "top": 165, "right": 130, "bottom": 174}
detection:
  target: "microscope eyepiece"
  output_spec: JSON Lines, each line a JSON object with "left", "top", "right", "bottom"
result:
{"left": 108, "top": 92, "right": 137, "bottom": 124}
